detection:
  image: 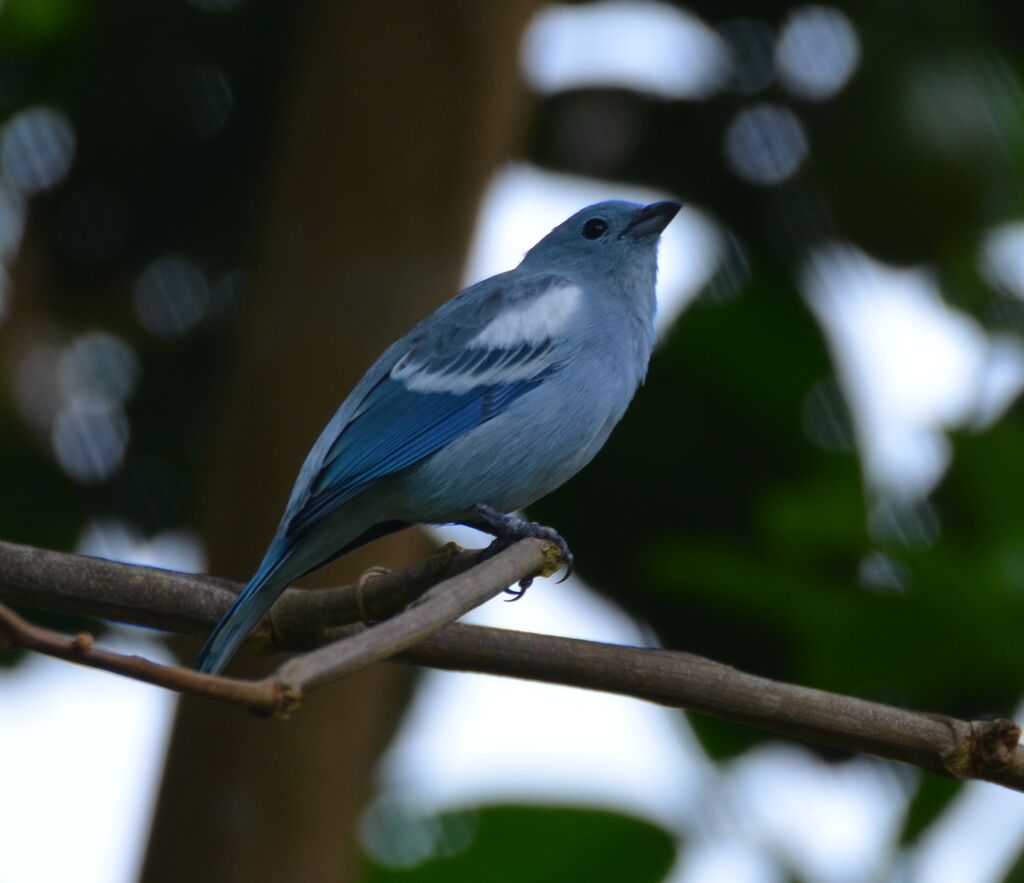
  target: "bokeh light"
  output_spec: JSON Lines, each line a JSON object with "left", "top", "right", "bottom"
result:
{"left": 133, "top": 254, "right": 212, "bottom": 337}
{"left": 726, "top": 745, "right": 905, "bottom": 883}
{"left": 676, "top": 841, "right": 779, "bottom": 883}
{"left": 57, "top": 332, "right": 139, "bottom": 410}
{"left": 359, "top": 795, "right": 477, "bottom": 871}
{"left": 52, "top": 400, "right": 130, "bottom": 484}
{"left": 725, "top": 103, "right": 809, "bottom": 185}
{"left": 0, "top": 177, "right": 26, "bottom": 261}
{"left": 0, "top": 106, "right": 76, "bottom": 195}
{"left": 803, "top": 244, "right": 1014, "bottom": 497}
{"left": 522, "top": 1, "right": 729, "bottom": 99}
{"left": 76, "top": 518, "right": 206, "bottom": 572}
{"left": 776, "top": 7, "right": 860, "bottom": 101}
{"left": 981, "top": 221, "right": 1024, "bottom": 299}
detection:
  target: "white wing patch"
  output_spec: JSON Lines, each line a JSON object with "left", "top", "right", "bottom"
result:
{"left": 390, "top": 283, "right": 581, "bottom": 394}
{"left": 392, "top": 343, "right": 558, "bottom": 393}
{"left": 470, "top": 284, "right": 582, "bottom": 349}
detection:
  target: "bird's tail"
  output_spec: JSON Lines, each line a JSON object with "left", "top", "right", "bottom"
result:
{"left": 194, "top": 541, "right": 292, "bottom": 675}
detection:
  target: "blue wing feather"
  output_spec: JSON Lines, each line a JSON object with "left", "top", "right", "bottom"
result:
{"left": 280, "top": 272, "right": 574, "bottom": 539}
{"left": 283, "top": 368, "right": 554, "bottom": 538}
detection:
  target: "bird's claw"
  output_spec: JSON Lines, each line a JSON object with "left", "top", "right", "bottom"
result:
{"left": 504, "top": 576, "right": 532, "bottom": 601}
{"left": 470, "top": 503, "right": 574, "bottom": 586}
{"left": 549, "top": 536, "right": 574, "bottom": 583}
{"left": 517, "top": 520, "right": 573, "bottom": 582}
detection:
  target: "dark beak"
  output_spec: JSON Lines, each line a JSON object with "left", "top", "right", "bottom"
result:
{"left": 621, "top": 200, "right": 682, "bottom": 238}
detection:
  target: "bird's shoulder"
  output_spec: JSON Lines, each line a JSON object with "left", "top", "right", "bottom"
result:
{"left": 404, "top": 269, "right": 585, "bottom": 361}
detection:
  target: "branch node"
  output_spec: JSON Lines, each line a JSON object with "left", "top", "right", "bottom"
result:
{"left": 270, "top": 681, "right": 303, "bottom": 720}
{"left": 943, "top": 718, "right": 1020, "bottom": 778}
{"left": 974, "top": 719, "right": 1020, "bottom": 772}
{"left": 72, "top": 631, "right": 94, "bottom": 652}
{"left": 355, "top": 566, "right": 391, "bottom": 625}
{"left": 432, "top": 541, "right": 464, "bottom": 569}
{"left": 538, "top": 540, "right": 564, "bottom": 579}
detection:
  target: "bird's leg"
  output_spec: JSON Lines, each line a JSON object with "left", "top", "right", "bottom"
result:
{"left": 468, "top": 504, "right": 574, "bottom": 597}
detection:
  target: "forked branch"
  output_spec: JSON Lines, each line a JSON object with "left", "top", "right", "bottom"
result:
{"left": 0, "top": 538, "right": 1021, "bottom": 791}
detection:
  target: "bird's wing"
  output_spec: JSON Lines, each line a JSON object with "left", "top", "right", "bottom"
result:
{"left": 281, "top": 273, "right": 582, "bottom": 538}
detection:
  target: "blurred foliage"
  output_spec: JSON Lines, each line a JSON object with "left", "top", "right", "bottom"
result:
{"left": 528, "top": 0, "right": 1024, "bottom": 867}
{"left": 534, "top": 0, "right": 1024, "bottom": 747}
{"left": 899, "top": 773, "right": 962, "bottom": 846}
{"left": 1, "top": 0, "right": 1024, "bottom": 881}
{"left": 0, "top": 0, "right": 285, "bottom": 624}
{"left": 1003, "top": 843, "right": 1024, "bottom": 883}
{"left": 362, "top": 805, "right": 676, "bottom": 883}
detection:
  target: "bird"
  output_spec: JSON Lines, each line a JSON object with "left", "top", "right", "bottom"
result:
{"left": 194, "top": 199, "right": 680, "bottom": 674}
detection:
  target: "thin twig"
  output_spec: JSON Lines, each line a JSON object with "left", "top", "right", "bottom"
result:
{"left": 0, "top": 601, "right": 290, "bottom": 711}
{"left": 0, "top": 538, "right": 556, "bottom": 717}
{"left": 0, "top": 538, "right": 1021, "bottom": 789}
{"left": 274, "top": 538, "right": 559, "bottom": 692}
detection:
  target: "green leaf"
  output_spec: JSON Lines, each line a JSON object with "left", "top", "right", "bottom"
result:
{"left": 900, "top": 774, "right": 961, "bottom": 846}
{"left": 0, "top": 0, "right": 88, "bottom": 47}
{"left": 362, "top": 804, "right": 677, "bottom": 883}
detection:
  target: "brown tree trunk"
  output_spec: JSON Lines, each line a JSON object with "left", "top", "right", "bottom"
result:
{"left": 140, "top": 3, "right": 538, "bottom": 881}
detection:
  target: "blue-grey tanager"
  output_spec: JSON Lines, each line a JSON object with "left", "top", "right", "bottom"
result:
{"left": 195, "top": 199, "right": 680, "bottom": 674}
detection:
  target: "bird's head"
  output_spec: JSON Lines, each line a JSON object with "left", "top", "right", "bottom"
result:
{"left": 520, "top": 200, "right": 681, "bottom": 281}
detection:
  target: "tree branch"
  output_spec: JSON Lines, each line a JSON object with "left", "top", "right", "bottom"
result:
{"left": 0, "top": 538, "right": 1021, "bottom": 790}
{"left": 0, "top": 537, "right": 559, "bottom": 716}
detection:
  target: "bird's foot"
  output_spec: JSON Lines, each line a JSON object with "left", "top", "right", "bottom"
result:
{"left": 504, "top": 581, "right": 529, "bottom": 602}
{"left": 469, "top": 504, "right": 574, "bottom": 590}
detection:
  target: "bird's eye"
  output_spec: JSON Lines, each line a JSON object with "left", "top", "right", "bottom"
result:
{"left": 582, "top": 218, "right": 608, "bottom": 240}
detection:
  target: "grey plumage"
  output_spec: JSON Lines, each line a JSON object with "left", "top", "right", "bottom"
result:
{"left": 195, "top": 199, "right": 679, "bottom": 674}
